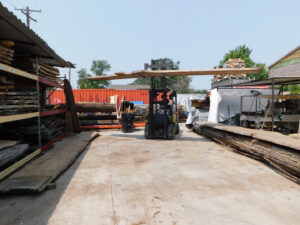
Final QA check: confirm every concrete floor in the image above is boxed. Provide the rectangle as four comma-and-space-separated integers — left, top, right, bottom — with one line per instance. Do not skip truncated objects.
0, 125, 300, 225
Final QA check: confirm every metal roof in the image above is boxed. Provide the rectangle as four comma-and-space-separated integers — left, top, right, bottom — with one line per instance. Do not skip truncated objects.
0, 3, 74, 68
221, 77, 300, 87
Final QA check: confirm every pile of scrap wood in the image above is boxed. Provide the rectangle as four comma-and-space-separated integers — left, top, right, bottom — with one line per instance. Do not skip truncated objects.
191, 95, 210, 109
13, 58, 60, 82
0, 91, 38, 115
0, 142, 29, 170
135, 106, 148, 122
194, 122, 300, 183
178, 105, 187, 122
0, 43, 14, 65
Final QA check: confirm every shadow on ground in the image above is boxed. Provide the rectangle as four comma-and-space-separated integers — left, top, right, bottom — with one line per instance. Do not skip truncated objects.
0, 142, 92, 225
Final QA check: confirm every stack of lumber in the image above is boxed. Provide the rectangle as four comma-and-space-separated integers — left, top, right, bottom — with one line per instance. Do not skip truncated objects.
25, 116, 65, 144
194, 122, 300, 184
76, 102, 116, 113
78, 114, 119, 126
214, 58, 247, 82
178, 105, 187, 122
0, 76, 14, 91
0, 91, 38, 115
12, 58, 60, 82
0, 44, 14, 65
0, 115, 65, 146
0, 144, 29, 169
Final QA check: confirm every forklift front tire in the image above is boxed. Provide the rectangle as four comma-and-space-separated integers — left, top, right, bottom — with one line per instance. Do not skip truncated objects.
167, 124, 175, 140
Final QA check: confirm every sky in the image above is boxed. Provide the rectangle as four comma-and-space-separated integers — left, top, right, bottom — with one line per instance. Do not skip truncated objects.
1, 0, 300, 89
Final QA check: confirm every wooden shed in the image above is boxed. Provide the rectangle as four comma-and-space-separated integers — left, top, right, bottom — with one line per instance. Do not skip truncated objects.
269, 46, 300, 77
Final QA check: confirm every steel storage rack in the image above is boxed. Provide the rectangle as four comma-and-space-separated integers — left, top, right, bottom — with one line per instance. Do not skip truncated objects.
0, 3, 74, 181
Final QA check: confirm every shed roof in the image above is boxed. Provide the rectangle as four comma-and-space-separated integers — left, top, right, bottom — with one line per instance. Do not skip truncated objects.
0, 3, 74, 68
220, 77, 300, 87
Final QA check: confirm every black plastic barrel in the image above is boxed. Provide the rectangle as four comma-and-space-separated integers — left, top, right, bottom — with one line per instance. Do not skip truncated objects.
121, 113, 135, 133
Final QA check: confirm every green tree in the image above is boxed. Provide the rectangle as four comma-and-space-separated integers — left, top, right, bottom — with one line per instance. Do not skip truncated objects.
77, 60, 111, 89
220, 45, 268, 80
132, 58, 191, 93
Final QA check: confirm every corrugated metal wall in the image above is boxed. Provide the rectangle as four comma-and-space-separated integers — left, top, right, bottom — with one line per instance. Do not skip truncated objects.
49, 89, 150, 105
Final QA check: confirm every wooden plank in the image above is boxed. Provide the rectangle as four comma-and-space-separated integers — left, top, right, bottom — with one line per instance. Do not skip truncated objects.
0, 148, 41, 181
0, 132, 98, 193
0, 63, 37, 81
87, 68, 262, 81
0, 112, 39, 124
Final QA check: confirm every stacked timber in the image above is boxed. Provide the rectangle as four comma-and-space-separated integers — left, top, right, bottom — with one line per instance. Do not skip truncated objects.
0, 44, 14, 65
0, 91, 39, 115
76, 102, 116, 113
194, 122, 300, 184
78, 114, 119, 126
0, 115, 65, 146
12, 58, 60, 82
214, 58, 246, 82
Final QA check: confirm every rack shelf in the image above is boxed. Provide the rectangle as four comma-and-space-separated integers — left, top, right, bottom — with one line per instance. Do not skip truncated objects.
0, 62, 63, 89
0, 112, 39, 124
0, 63, 37, 81
41, 133, 67, 151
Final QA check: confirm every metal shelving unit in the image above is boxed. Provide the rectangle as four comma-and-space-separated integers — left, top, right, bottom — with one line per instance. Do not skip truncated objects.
0, 62, 67, 180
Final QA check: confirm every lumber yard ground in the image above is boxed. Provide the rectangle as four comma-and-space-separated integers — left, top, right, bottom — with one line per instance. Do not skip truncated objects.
1, 125, 300, 225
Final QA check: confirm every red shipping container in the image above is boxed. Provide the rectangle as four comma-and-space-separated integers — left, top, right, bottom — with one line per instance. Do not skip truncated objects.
48, 89, 150, 105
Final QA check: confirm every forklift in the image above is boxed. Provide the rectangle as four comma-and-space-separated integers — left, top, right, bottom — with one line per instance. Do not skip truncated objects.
144, 60, 180, 140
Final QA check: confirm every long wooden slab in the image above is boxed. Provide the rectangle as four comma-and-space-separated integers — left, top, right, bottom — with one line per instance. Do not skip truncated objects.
0, 131, 99, 193
196, 122, 300, 151
87, 68, 262, 81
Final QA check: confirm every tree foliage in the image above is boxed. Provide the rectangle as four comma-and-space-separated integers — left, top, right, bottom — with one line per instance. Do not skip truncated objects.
77, 60, 111, 89
220, 45, 268, 80
132, 58, 192, 93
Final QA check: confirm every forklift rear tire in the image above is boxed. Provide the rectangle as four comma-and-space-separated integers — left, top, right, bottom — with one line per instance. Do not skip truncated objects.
167, 124, 175, 140
144, 123, 150, 139
175, 123, 180, 134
